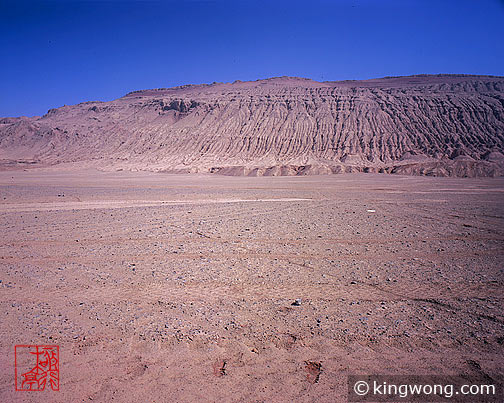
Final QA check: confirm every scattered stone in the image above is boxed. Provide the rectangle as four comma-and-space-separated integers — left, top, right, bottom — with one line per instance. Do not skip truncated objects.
305, 361, 322, 384
212, 359, 227, 377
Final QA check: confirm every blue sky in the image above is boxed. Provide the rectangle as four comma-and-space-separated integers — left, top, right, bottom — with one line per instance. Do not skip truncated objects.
1, 0, 503, 117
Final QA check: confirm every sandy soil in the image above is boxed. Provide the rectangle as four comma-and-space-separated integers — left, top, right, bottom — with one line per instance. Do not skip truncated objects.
0, 170, 503, 402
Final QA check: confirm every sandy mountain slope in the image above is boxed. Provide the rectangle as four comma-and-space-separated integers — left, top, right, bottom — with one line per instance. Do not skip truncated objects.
1, 75, 504, 177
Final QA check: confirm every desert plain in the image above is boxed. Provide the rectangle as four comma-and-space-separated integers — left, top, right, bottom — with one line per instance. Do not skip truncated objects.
0, 169, 503, 402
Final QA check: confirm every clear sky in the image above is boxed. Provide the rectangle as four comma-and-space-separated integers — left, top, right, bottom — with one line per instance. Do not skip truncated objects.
1, 0, 503, 117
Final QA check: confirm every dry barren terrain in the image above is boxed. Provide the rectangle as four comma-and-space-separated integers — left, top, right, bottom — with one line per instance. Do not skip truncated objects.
0, 170, 503, 402
1, 75, 504, 177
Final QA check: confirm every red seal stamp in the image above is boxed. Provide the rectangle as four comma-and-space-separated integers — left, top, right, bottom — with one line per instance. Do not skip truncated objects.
15, 345, 60, 391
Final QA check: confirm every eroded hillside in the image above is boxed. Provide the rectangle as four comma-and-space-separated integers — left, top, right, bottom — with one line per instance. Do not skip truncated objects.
1, 75, 504, 176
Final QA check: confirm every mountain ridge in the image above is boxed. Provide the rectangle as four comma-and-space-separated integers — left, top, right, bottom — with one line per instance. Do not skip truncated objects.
1, 74, 504, 177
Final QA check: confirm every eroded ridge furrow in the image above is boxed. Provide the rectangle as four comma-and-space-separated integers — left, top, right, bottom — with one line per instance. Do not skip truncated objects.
2, 75, 504, 177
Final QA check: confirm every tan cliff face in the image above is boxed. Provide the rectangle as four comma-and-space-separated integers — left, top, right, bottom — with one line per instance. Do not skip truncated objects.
1, 74, 504, 177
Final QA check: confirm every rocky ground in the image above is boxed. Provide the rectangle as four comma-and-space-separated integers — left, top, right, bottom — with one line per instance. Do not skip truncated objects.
0, 170, 503, 402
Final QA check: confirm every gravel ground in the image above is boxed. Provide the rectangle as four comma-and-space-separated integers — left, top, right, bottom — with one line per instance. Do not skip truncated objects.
0, 170, 503, 402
